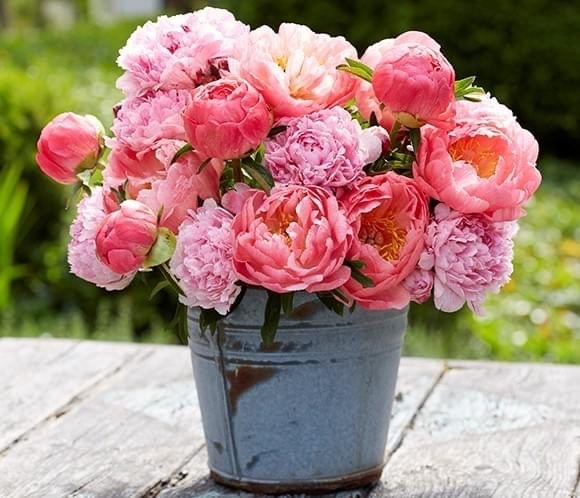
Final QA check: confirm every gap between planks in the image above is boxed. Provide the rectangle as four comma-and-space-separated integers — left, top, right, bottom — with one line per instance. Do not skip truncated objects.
0, 347, 152, 461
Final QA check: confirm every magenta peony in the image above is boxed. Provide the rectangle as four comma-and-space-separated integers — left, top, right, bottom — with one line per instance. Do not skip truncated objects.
232, 185, 352, 293
95, 200, 158, 274
240, 23, 357, 119
68, 188, 135, 290
116, 8, 249, 97
372, 32, 455, 129
265, 107, 384, 188
419, 203, 517, 314
413, 96, 541, 221
169, 200, 241, 314
36, 112, 104, 184
340, 172, 429, 310
183, 79, 272, 160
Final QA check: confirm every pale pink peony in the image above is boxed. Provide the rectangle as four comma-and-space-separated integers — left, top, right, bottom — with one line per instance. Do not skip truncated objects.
68, 188, 135, 290
111, 90, 191, 153
169, 200, 241, 314
95, 200, 158, 274
419, 203, 517, 314
116, 8, 249, 97
232, 185, 352, 293
339, 172, 429, 310
137, 152, 223, 233
402, 269, 433, 304
372, 32, 455, 129
240, 23, 358, 119
265, 107, 384, 188
221, 183, 257, 215
183, 78, 272, 159
413, 96, 541, 221
36, 112, 104, 184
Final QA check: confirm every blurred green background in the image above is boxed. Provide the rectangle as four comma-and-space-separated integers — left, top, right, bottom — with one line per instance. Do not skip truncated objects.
0, 0, 578, 362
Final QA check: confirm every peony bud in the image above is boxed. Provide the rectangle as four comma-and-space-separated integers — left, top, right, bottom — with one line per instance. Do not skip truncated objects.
183, 78, 272, 160
36, 112, 105, 184
95, 200, 158, 274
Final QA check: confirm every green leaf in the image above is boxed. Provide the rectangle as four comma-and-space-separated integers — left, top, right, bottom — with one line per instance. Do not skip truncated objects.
454, 76, 476, 94
344, 261, 375, 288
454, 76, 486, 100
199, 307, 222, 336
171, 143, 194, 163
261, 291, 282, 346
281, 292, 294, 314
241, 158, 275, 193
144, 228, 177, 268
336, 64, 372, 83
89, 167, 103, 187
345, 259, 366, 271
149, 280, 170, 300
316, 292, 345, 316
268, 125, 287, 138
158, 263, 185, 297
409, 128, 421, 154
344, 57, 374, 77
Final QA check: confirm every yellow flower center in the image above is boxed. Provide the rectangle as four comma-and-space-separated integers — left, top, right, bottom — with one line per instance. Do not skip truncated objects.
267, 212, 297, 246
359, 212, 407, 261
449, 136, 500, 178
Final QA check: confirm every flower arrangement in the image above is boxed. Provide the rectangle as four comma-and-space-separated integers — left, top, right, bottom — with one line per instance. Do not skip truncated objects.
36, 8, 541, 344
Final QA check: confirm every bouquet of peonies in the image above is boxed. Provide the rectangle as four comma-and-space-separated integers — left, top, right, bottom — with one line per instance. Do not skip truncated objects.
36, 8, 541, 342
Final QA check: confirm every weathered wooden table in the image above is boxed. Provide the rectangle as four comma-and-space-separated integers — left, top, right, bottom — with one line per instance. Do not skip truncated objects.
0, 338, 578, 498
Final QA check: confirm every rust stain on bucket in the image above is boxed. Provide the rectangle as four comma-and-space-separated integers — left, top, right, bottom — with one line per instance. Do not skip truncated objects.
226, 366, 277, 414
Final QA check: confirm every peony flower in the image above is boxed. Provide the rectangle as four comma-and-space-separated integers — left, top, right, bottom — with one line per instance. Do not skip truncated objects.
183, 78, 272, 159
339, 172, 429, 309
402, 269, 433, 304
169, 200, 241, 314
232, 185, 352, 293
372, 32, 455, 129
104, 143, 166, 192
36, 112, 105, 184
413, 95, 541, 221
265, 107, 384, 188
137, 152, 223, 233
420, 203, 517, 314
221, 183, 257, 215
240, 23, 358, 119
111, 90, 191, 153
117, 8, 249, 97
68, 188, 135, 290
95, 200, 158, 274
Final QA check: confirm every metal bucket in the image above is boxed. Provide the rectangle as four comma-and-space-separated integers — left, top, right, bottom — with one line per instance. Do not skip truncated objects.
188, 289, 407, 494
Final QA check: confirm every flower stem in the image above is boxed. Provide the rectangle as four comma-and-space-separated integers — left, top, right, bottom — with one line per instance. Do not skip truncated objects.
232, 158, 242, 183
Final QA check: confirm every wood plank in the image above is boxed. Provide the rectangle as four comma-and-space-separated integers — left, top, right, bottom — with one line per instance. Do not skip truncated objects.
0, 344, 204, 498
0, 338, 143, 453
372, 362, 580, 498
154, 358, 446, 498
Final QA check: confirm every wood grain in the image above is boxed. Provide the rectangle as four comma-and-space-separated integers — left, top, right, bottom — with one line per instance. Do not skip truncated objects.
0, 344, 204, 498
0, 338, 142, 453
372, 362, 580, 498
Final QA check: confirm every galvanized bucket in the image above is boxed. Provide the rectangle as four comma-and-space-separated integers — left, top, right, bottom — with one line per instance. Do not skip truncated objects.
187, 289, 408, 494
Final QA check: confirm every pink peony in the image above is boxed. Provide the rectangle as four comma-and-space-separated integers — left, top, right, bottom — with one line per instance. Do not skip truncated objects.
169, 200, 241, 314
265, 107, 384, 188
111, 90, 191, 153
36, 113, 104, 184
402, 269, 434, 304
183, 79, 272, 159
232, 185, 352, 293
339, 172, 429, 309
68, 188, 135, 290
413, 96, 541, 221
137, 152, 223, 233
95, 200, 158, 274
240, 23, 358, 119
372, 32, 455, 129
117, 8, 249, 97
221, 183, 257, 215
104, 143, 166, 191
420, 203, 517, 314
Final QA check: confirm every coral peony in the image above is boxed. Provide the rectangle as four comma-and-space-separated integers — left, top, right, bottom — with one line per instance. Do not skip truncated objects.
170, 200, 241, 314
117, 8, 249, 97
419, 203, 517, 314
372, 32, 455, 129
340, 172, 429, 309
183, 78, 272, 159
137, 152, 223, 233
240, 23, 357, 119
95, 200, 158, 274
265, 107, 384, 188
232, 185, 352, 293
36, 112, 104, 184
68, 188, 135, 290
402, 269, 433, 304
413, 96, 541, 221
